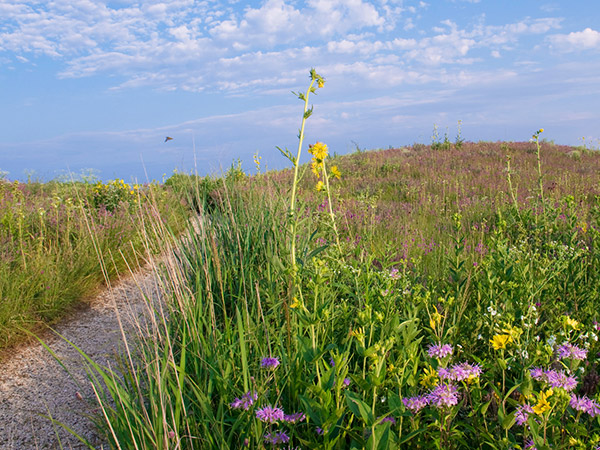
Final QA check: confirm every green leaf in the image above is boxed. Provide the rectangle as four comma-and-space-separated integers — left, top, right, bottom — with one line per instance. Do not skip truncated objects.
345, 391, 374, 425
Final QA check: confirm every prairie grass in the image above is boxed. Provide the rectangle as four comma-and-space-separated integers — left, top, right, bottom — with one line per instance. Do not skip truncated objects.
0, 178, 188, 351
49, 76, 600, 449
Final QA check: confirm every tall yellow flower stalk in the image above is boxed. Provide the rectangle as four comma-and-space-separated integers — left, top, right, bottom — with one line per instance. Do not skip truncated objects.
278, 69, 325, 272
308, 141, 342, 254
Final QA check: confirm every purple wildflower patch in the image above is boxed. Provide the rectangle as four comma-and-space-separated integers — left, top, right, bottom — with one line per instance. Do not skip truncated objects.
256, 405, 285, 423
427, 343, 453, 359
230, 391, 257, 410
402, 395, 429, 413
261, 357, 281, 370
264, 431, 290, 445
427, 383, 459, 408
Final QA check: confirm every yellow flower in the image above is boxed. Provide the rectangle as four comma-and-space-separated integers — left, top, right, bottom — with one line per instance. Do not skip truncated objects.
290, 297, 301, 309
330, 165, 341, 180
532, 389, 553, 415
315, 180, 324, 192
539, 128, 544, 133
311, 160, 322, 176
309, 142, 328, 161
429, 305, 442, 331
490, 334, 512, 350
565, 316, 580, 330
502, 325, 523, 341
420, 365, 439, 388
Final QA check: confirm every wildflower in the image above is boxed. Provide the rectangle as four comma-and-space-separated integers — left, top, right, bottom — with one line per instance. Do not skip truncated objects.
556, 342, 587, 361
342, 377, 351, 387
565, 315, 581, 330
570, 394, 600, 417
420, 365, 439, 388
532, 389, 553, 415
378, 416, 396, 425
261, 357, 280, 370
524, 438, 537, 450
438, 362, 482, 382
515, 404, 534, 425
316, 427, 324, 435
284, 412, 306, 424
311, 160, 321, 176
315, 180, 324, 192
264, 431, 290, 445
330, 165, 341, 179
502, 325, 523, 340
544, 369, 578, 391
429, 306, 443, 331
402, 395, 429, 413
490, 334, 512, 350
427, 383, 459, 408
230, 391, 258, 410
256, 405, 285, 423
308, 142, 328, 161
427, 343, 453, 359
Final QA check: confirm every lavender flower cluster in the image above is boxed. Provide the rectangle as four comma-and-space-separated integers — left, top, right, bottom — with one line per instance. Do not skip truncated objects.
530, 367, 578, 391
427, 343, 453, 359
556, 342, 588, 361
438, 362, 482, 382
403, 383, 461, 412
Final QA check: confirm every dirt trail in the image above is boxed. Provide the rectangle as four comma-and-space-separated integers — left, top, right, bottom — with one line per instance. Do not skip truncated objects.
0, 266, 160, 450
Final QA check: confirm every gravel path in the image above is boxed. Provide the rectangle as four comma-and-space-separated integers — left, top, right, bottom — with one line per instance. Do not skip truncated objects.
0, 265, 161, 450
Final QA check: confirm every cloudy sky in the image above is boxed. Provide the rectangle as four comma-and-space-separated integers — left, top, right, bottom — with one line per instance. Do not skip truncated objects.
1, 0, 599, 181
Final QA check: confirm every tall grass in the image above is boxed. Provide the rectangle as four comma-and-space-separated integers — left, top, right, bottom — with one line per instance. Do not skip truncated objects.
62, 79, 600, 448
0, 178, 188, 351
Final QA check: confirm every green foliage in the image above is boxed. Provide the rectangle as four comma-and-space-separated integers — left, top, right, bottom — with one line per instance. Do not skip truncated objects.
0, 178, 188, 351
55, 93, 600, 449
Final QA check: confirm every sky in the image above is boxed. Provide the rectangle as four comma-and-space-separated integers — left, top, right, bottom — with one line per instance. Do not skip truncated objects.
1, 0, 599, 182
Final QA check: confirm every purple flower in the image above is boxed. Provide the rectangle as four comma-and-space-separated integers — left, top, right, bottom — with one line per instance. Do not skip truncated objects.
256, 405, 285, 423
402, 395, 429, 413
264, 431, 290, 445
427, 343, 453, 359
284, 412, 306, 424
316, 427, 325, 435
530, 367, 544, 380
427, 383, 459, 408
570, 394, 600, 417
556, 343, 588, 361
230, 391, 258, 410
438, 362, 482, 382
524, 439, 537, 450
261, 357, 280, 370
343, 377, 351, 387
378, 416, 396, 425
545, 369, 578, 392
514, 404, 534, 425
531, 368, 578, 392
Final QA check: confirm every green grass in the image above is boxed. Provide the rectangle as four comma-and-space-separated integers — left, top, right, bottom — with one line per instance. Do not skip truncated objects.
26, 74, 600, 449
0, 177, 189, 352
63, 137, 600, 449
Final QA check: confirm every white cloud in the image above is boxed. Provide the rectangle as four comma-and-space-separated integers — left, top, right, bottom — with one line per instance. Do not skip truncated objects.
0, 1, 576, 96
548, 28, 600, 52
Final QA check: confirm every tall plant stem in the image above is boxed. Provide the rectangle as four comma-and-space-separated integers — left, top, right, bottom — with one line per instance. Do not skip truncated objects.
289, 78, 316, 272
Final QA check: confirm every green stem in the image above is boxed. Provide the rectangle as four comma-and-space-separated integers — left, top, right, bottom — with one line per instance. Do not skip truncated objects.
289, 79, 316, 272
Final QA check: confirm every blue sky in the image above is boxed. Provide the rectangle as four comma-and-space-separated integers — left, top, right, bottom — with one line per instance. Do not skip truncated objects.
1, 0, 599, 182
